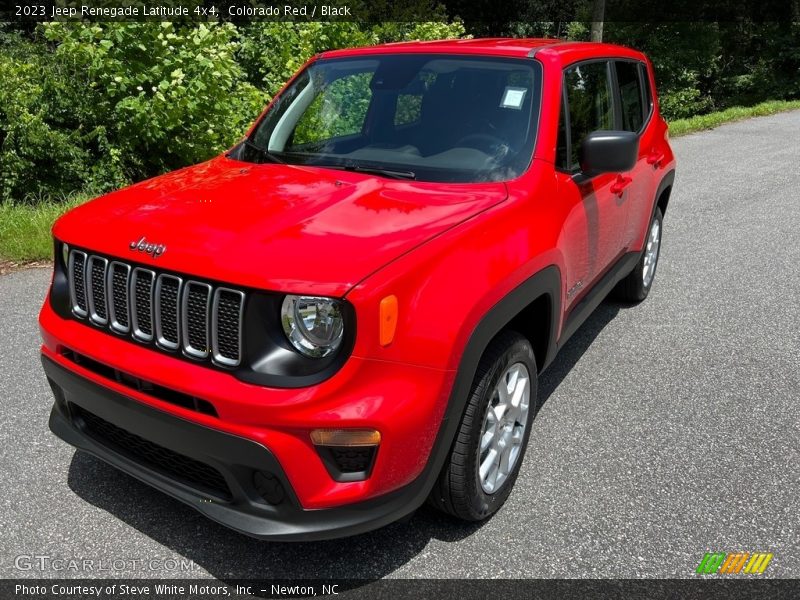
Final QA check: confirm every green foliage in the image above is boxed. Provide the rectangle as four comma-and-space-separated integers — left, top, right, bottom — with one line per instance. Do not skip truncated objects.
41, 21, 266, 183
1, 22, 265, 203
0, 18, 464, 207
0, 31, 95, 202
395, 93, 424, 126
0, 194, 90, 261
292, 71, 373, 146
658, 71, 715, 120
237, 22, 370, 98
604, 22, 800, 122
237, 20, 465, 98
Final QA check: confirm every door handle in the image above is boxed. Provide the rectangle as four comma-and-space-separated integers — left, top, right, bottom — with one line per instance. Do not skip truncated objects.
610, 175, 632, 195
647, 151, 665, 167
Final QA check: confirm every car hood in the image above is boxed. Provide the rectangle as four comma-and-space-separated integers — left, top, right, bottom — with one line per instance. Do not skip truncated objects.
54, 156, 508, 296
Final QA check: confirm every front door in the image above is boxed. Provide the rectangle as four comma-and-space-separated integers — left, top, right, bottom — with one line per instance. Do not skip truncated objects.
556, 60, 629, 310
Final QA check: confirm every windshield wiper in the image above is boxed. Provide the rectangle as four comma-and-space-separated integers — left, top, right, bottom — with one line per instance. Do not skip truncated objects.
349, 165, 416, 180
240, 139, 284, 164
312, 162, 416, 180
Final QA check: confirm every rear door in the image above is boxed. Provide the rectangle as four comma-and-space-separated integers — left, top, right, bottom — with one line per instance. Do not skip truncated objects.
613, 60, 656, 249
555, 60, 628, 309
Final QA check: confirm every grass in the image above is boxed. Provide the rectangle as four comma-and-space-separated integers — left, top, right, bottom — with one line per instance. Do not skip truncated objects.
668, 99, 800, 137
0, 194, 89, 263
2, 100, 800, 265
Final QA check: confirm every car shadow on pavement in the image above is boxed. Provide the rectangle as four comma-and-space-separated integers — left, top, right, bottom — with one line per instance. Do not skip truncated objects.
67, 451, 483, 581
65, 299, 627, 583
537, 300, 624, 407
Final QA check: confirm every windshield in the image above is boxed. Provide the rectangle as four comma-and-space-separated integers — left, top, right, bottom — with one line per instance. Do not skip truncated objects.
240, 54, 542, 183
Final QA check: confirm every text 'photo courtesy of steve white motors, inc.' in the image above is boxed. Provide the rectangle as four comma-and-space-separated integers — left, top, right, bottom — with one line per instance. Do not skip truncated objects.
13, 582, 339, 598
16, 3, 354, 19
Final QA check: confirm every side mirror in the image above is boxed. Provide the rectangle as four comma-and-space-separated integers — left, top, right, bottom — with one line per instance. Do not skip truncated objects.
579, 130, 639, 175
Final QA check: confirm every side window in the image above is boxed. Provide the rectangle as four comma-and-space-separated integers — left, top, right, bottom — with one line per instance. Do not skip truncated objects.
615, 61, 645, 132
639, 63, 653, 115
555, 90, 569, 170
563, 62, 614, 170
395, 94, 422, 126
290, 72, 372, 147
393, 71, 436, 127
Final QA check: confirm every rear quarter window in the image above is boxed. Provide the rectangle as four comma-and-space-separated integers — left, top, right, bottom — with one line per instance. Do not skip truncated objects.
639, 63, 654, 115
615, 61, 645, 132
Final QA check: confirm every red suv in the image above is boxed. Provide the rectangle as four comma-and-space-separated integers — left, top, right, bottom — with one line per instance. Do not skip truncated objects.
40, 39, 675, 540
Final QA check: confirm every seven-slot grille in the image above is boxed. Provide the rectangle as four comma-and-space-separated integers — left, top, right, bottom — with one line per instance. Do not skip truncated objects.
67, 249, 245, 368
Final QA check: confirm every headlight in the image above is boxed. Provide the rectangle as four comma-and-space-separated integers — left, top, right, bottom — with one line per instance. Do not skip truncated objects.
281, 295, 344, 358
61, 242, 69, 268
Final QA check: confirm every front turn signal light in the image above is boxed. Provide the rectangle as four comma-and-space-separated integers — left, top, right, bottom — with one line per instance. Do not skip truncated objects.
310, 429, 381, 447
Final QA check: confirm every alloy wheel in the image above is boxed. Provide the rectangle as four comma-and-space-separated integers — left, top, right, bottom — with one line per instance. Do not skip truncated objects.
478, 362, 531, 494
642, 217, 661, 287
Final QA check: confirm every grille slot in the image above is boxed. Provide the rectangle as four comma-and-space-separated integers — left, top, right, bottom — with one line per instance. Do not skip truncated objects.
86, 256, 109, 325
155, 275, 182, 350
182, 282, 212, 359
66, 250, 245, 369
69, 251, 88, 317
108, 262, 131, 333
131, 268, 155, 342
72, 404, 231, 500
212, 288, 245, 367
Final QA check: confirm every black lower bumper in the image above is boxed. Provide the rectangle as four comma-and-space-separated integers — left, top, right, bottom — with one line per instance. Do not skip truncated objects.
42, 355, 424, 541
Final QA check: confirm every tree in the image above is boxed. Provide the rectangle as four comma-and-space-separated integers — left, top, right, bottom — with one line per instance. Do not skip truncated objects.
590, 0, 605, 42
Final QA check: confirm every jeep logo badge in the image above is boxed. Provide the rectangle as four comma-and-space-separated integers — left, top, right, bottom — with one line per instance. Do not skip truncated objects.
129, 236, 166, 258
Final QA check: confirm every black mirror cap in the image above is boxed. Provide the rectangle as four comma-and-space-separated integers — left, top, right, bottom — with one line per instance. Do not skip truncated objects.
579, 130, 639, 176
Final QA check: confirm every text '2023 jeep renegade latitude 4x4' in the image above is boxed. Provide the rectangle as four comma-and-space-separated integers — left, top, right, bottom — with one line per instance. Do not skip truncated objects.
40, 39, 675, 540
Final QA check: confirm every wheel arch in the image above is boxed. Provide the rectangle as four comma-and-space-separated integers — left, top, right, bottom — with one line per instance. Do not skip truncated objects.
657, 183, 673, 216
465, 265, 562, 376
654, 169, 676, 218
417, 264, 562, 505
506, 292, 554, 374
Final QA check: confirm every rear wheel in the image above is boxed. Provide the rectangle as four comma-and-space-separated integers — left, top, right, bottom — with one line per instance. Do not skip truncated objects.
614, 207, 663, 302
429, 331, 537, 521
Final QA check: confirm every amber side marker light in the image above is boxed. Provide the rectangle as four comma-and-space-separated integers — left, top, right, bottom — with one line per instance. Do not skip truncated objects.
311, 429, 381, 481
310, 429, 381, 447
379, 295, 398, 346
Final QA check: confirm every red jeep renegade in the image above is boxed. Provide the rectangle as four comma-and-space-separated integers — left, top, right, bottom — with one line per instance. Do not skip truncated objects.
40, 39, 675, 540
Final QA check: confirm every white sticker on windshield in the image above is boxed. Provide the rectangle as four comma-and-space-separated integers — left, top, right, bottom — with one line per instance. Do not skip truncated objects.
500, 87, 527, 109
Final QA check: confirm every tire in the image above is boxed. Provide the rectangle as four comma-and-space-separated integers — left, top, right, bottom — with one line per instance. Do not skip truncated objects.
429, 330, 538, 521
614, 206, 663, 302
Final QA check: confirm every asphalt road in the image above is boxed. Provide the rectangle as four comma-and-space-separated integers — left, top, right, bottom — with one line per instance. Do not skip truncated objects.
1, 111, 799, 581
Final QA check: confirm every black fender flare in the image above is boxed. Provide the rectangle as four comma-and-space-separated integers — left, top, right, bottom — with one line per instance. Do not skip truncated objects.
653, 169, 676, 220
410, 264, 562, 504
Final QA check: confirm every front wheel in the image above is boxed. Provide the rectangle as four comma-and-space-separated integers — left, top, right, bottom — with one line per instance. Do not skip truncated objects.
614, 206, 663, 302
429, 331, 537, 521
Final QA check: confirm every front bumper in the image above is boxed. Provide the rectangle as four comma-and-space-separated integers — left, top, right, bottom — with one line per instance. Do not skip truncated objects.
39, 293, 455, 511
43, 355, 433, 541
